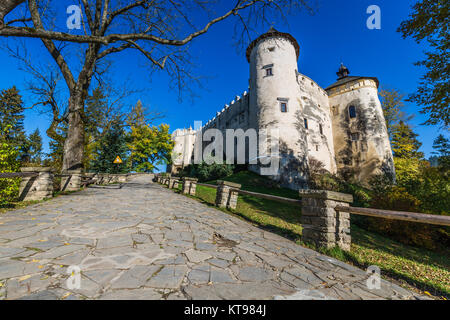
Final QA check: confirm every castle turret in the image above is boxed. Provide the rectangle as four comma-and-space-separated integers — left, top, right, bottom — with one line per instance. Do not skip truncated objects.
247, 27, 309, 188
326, 64, 395, 183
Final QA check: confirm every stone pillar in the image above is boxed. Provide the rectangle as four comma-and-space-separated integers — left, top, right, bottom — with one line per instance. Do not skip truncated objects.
168, 178, 179, 189
182, 177, 198, 195
299, 190, 353, 251
215, 181, 241, 210
60, 169, 82, 192
19, 167, 54, 201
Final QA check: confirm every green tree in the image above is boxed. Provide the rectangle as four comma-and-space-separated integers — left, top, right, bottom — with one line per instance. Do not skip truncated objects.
90, 121, 128, 174
391, 121, 424, 159
398, 0, 450, 127
379, 88, 412, 139
127, 123, 173, 173
432, 134, 450, 169
28, 128, 43, 165
0, 86, 27, 155
43, 123, 67, 173
0, 125, 20, 206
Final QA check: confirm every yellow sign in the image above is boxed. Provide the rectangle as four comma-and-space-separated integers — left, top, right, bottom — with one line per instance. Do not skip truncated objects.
113, 156, 123, 164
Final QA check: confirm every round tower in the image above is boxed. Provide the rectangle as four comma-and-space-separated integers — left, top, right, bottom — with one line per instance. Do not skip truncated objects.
326, 64, 395, 183
247, 27, 309, 189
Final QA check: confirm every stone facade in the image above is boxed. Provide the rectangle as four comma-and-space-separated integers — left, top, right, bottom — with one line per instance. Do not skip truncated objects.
215, 181, 241, 210
299, 190, 353, 251
18, 167, 54, 201
170, 27, 395, 190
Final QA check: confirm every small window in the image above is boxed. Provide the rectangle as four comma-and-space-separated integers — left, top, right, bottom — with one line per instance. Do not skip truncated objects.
349, 105, 357, 118
304, 118, 308, 129
319, 124, 323, 135
266, 68, 273, 76
315, 145, 319, 152
268, 47, 275, 52
280, 102, 287, 113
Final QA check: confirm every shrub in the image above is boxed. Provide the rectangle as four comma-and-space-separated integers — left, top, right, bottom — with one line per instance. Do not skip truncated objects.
179, 162, 235, 182
0, 126, 20, 206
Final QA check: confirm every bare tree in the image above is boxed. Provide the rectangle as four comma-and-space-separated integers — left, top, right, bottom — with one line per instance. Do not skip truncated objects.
0, 0, 312, 173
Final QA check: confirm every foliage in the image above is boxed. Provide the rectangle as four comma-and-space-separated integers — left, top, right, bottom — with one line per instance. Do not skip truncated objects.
0, 126, 20, 206
398, 0, 450, 127
432, 134, 450, 169
90, 121, 128, 174
379, 87, 411, 138
179, 162, 235, 182
127, 122, 174, 173
27, 128, 43, 164
0, 86, 27, 161
391, 121, 424, 159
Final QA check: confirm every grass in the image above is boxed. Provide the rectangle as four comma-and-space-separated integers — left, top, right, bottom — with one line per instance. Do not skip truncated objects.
176, 171, 450, 299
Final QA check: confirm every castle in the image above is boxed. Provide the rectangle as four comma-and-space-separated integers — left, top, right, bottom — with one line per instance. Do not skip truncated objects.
170, 27, 395, 189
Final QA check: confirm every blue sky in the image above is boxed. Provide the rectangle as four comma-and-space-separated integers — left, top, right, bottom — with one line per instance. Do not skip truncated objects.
0, 0, 447, 169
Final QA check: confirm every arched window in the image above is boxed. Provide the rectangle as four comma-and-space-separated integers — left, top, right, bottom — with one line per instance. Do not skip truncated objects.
349, 106, 357, 118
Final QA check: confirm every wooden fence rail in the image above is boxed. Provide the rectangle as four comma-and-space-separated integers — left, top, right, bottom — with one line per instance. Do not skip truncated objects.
237, 189, 302, 207
335, 205, 450, 227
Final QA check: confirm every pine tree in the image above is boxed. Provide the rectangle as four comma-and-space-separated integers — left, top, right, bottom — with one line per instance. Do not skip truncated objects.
391, 121, 424, 159
432, 134, 450, 169
90, 120, 128, 173
0, 86, 27, 155
28, 128, 43, 165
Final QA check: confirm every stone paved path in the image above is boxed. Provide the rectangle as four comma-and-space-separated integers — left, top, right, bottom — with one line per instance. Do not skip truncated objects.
0, 175, 426, 300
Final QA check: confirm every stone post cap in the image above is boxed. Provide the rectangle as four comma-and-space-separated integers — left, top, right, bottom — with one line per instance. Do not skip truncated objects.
20, 167, 53, 173
64, 169, 83, 174
217, 180, 242, 189
182, 177, 198, 182
299, 189, 353, 203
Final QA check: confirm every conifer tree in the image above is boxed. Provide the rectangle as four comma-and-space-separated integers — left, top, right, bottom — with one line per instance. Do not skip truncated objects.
90, 120, 128, 174
391, 121, 424, 159
28, 128, 43, 165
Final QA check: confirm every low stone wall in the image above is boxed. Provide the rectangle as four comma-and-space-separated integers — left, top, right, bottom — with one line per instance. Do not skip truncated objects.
19, 167, 54, 201
299, 190, 353, 251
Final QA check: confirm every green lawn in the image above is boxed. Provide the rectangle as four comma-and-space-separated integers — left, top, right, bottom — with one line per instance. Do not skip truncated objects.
176, 171, 450, 299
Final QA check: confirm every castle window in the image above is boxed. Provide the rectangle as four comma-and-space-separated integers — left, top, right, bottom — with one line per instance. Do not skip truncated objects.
351, 133, 359, 141
319, 124, 323, 135
280, 102, 287, 113
263, 64, 274, 77
316, 145, 319, 152
268, 47, 275, 52
304, 118, 308, 129
349, 105, 357, 118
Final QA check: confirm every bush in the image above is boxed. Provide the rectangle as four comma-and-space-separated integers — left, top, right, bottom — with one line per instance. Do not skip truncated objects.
179, 162, 235, 182
0, 127, 20, 206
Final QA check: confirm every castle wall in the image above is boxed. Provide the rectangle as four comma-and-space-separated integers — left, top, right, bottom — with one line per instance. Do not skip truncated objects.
297, 74, 337, 174
328, 79, 395, 183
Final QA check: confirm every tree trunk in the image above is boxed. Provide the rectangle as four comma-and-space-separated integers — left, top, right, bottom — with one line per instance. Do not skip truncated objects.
62, 93, 85, 172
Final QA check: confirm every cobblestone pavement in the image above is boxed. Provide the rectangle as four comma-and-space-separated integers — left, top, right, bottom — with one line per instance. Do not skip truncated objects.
0, 175, 427, 300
